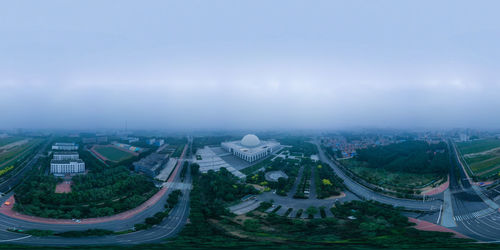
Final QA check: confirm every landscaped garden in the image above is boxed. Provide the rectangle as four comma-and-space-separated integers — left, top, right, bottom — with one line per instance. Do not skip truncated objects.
169, 165, 479, 249
338, 140, 449, 195
13, 148, 157, 219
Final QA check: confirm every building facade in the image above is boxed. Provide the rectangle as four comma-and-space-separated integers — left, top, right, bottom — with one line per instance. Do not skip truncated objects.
221, 134, 280, 163
50, 159, 85, 175
133, 153, 166, 177
52, 142, 79, 151
53, 151, 79, 161
50, 149, 85, 175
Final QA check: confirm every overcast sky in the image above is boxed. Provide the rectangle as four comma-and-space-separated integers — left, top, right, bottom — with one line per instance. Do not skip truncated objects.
1, 0, 500, 130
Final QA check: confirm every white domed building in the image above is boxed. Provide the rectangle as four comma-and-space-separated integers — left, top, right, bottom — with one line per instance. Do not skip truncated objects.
221, 134, 281, 162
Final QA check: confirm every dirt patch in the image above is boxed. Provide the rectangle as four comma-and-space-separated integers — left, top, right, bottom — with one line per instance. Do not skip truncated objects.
55, 181, 72, 193
323, 192, 347, 200
248, 184, 265, 191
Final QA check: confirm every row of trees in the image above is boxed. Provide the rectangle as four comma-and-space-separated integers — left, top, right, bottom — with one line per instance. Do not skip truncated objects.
238, 200, 472, 247
179, 166, 258, 237
134, 189, 183, 230
15, 150, 157, 219
278, 137, 318, 157
356, 141, 450, 174
315, 163, 345, 198
293, 165, 311, 199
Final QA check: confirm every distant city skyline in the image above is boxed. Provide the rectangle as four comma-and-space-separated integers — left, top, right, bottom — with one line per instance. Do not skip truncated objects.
1, 0, 500, 130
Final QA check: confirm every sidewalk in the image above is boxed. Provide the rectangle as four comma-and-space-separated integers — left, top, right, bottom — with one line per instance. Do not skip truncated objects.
422, 176, 449, 196
409, 217, 468, 238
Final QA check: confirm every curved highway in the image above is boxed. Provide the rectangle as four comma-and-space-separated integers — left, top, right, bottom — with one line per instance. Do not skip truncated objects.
316, 142, 443, 211
448, 141, 500, 242
0, 144, 192, 246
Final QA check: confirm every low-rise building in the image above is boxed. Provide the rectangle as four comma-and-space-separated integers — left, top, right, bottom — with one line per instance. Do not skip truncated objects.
133, 153, 167, 177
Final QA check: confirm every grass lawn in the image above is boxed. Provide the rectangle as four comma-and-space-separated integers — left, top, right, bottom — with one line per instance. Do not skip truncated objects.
341, 159, 441, 190
457, 138, 500, 155
458, 139, 500, 179
0, 137, 24, 147
241, 158, 272, 175
0, 139, 41, 168
94, 146, 134, 162
464, 151, 500, 177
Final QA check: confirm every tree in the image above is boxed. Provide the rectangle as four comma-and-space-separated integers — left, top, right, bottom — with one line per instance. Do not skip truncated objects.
306, 206, 318, 218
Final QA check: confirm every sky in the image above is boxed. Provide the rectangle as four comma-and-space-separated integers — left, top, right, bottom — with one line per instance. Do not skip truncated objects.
1, 0, 500, 130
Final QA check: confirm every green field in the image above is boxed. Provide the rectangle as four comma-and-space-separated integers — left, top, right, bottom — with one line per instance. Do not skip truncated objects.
0, 139, 40, 167
457, 138, 500, 155
0, 139, 43, 179
458, 139, 500, 179
463, 150, 500, 178
94, 146, 134, 162
0, 136, 25, 147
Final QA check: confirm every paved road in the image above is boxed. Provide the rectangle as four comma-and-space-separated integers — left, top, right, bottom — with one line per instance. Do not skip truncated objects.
0, 139, 50, 194
447, 140, 500, 242
0, 144, 192, 246
315, 142, 442, 211
287, 166, 304, 197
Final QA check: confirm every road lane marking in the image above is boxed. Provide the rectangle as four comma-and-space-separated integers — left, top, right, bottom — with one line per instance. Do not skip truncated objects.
0, 235, 31, 242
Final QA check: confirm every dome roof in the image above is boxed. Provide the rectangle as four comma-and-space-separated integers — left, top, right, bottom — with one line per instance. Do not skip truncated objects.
241, 134, 261, 147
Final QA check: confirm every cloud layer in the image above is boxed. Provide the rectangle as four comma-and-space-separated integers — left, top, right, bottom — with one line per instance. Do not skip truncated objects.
1, 0, 500, 130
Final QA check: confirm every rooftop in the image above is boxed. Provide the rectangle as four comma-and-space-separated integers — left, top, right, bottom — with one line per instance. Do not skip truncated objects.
133, 153, 166, 171
222, 138, 280, 154
51, 159, 84, 164
53, 151, 79, 155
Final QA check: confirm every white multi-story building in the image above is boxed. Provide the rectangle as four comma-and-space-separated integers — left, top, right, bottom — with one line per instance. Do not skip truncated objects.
50, 159, 85, 175
50, 150, 85, 175
53, 151, 79, 161
52, 142, 79, 151
221, 134, 281, 163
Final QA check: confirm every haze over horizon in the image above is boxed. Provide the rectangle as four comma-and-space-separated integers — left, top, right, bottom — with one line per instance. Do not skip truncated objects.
2, 0, 500, 130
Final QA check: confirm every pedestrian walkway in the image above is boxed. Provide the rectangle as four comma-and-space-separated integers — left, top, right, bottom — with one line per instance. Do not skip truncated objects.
441, 189, 456, 227
162, 182, 192, 190
453, 207, 496, 222
229, 200, 262, 215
